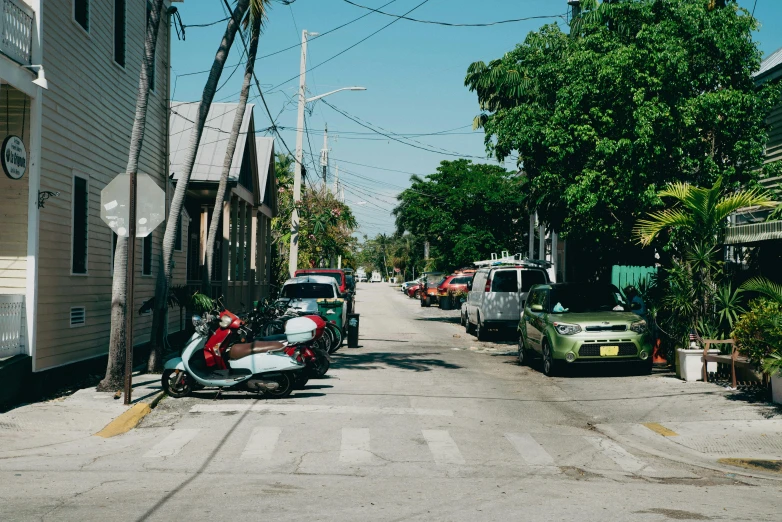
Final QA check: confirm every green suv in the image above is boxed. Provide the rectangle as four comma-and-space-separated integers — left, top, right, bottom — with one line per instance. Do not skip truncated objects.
518, 283, 652, 376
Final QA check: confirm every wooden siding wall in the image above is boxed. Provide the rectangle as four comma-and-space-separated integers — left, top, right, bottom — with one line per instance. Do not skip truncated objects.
0, 84, 30, 295
765, 100, 782, 167
35, 1, 174, 370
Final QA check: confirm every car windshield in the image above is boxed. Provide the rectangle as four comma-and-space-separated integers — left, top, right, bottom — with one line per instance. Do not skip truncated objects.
425, 274, 444, 284
548, 284, 625, 313
301, 272, 343, 286
450, 276, 473, 285
281, 283, 334, 299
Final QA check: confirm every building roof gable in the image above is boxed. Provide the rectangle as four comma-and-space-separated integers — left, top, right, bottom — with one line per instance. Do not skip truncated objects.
169, 102, 255, 183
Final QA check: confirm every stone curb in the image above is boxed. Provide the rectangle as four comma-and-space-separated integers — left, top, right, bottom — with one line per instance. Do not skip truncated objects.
94, 390, 165, 438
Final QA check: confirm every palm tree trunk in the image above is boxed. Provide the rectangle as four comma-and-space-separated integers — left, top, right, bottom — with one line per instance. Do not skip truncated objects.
98, 0, 165, 391
148, 0, 250, 372
205, 14, 262, 292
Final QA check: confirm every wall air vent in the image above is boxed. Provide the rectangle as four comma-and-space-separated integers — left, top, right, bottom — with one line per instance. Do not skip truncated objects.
70, 306, 86, 327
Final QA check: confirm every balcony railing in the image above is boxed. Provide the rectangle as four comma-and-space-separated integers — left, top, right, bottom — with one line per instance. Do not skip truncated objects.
1, 0, 34, 65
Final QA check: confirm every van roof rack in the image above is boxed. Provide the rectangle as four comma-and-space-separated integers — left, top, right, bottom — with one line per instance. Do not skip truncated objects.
473, 252, 551, 268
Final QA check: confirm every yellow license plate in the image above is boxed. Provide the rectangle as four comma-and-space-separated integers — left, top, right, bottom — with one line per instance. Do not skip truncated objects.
600, 345, 619, 356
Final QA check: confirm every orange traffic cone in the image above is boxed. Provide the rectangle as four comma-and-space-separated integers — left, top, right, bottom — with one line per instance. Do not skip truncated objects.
652, 338, 666, 364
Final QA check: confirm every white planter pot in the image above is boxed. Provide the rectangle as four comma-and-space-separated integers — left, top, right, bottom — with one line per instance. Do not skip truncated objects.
771, 373, 782, 405
677, 348, 719, 382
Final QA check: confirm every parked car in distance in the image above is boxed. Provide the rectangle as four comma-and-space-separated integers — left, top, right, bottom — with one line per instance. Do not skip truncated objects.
465, 264, 549, 340
406, 280, 423, 298
294, 269, 352, 313
420, 272, 446, 307
437, 273, 474, 299
518, 282, 652, 377
401, 280, 417, 293
279, 275, 348, 329
371, 272, 382, 283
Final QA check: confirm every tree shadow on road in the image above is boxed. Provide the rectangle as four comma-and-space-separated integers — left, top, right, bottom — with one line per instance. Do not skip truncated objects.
331, 351, 462, 372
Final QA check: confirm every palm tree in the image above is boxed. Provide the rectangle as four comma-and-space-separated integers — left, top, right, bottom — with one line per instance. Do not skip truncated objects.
204, 2, 271, 293
634, 177, 774, 247
147, 0, 251, 372
634, 177, 774, 342
98, 0, 166, 392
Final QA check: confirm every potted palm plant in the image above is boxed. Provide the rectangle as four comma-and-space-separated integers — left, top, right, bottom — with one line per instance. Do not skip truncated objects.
634, 177, 772, 381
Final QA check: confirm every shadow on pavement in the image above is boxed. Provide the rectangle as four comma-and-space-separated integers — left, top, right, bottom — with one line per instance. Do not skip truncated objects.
360, 338, 410, 343
331, 352, 462, 372
415, 316, 461, 324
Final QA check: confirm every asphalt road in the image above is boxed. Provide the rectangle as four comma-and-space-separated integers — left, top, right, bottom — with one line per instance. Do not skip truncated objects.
2, 283, 780, 521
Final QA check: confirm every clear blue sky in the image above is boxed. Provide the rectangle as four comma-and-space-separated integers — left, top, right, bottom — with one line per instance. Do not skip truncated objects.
170, 0, 782, 238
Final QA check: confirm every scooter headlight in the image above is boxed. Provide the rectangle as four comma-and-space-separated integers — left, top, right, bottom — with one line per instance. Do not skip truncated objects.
219, 315, 232, 329
191, 314, 202, 327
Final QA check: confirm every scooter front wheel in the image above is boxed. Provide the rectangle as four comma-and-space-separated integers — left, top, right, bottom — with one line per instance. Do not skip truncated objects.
162, 369, 192, 398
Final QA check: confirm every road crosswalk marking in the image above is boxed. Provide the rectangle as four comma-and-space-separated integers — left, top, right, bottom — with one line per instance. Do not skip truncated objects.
144, 429, 200, 458
340, 428, 372, 464
505, 433, 559, 471
190, 403, 453, 417
585, 436, 655, 474
422, 429, 465, 465
241, 427, 282, 460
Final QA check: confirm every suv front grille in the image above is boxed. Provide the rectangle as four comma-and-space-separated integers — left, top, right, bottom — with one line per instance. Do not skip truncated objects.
578, 343, 637, 357
585, 325, 627, 332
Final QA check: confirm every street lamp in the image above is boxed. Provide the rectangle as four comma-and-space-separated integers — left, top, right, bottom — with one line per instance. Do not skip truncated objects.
288, 30, 366, 277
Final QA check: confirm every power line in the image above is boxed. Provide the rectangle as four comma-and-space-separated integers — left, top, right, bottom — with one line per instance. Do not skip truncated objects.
321, 99, 487, 159
175, 0, 400, 79
342, 1, 566, 27
260, 0, 431, 95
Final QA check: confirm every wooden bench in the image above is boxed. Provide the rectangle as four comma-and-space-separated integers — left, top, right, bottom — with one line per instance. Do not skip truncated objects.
701, 339, 755, 388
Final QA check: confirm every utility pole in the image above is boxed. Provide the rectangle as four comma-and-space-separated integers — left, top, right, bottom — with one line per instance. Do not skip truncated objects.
320, 124, 328, 187
289, 30, 313, 278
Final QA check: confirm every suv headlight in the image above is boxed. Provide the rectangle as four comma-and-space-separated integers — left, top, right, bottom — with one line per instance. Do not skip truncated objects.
630, 320, 648, 334
554, 322, 582, 335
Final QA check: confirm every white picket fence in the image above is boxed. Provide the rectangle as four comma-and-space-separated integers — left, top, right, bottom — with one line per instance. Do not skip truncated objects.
0, 294, 25, 358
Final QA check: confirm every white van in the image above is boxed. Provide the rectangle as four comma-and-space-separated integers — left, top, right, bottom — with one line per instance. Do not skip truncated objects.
465, 265, 549, 340
370, 272, 382, 283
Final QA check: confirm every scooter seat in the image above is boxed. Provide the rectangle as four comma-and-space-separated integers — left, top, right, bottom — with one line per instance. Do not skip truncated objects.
229, 340, 286, 360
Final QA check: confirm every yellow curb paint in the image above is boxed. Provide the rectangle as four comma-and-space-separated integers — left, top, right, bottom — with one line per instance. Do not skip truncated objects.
643, 422, 678, 437
95, 403, 152, 438
718, 458, 782, 474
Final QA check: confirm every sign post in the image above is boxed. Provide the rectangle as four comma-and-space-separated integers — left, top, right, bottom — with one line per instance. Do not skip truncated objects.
101, 173, 165, 404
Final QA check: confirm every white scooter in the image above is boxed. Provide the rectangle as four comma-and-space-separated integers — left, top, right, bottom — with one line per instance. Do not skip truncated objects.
161, 312, 316, 399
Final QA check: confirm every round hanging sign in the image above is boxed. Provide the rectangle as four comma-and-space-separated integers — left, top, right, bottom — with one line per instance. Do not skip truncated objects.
2, 135, 27, 180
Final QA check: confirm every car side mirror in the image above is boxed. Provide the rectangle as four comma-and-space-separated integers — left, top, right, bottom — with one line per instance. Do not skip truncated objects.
467, 281, 472, 290
530, 304, 543, 312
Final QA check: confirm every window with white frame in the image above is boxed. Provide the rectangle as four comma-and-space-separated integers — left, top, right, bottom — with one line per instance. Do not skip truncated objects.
74, 0, 89, 32
71, 174, 89, 275
114, 0, 127, 67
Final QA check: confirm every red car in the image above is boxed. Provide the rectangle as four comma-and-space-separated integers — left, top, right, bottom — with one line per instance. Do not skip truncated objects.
294, 269, 347, 296
437, 273, 474, 299
406, 281, 423, 298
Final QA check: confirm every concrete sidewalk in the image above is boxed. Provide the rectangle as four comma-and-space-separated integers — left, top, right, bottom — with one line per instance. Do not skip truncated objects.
0, 372, 163, 455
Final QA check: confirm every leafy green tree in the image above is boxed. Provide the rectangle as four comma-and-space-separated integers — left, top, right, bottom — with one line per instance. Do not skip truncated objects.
393, 159, 526, 270
465, 0, 778, 279
270, 154, 357, 289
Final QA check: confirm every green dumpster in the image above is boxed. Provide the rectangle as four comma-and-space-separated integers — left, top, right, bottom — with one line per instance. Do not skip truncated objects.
317, 298, 345, 331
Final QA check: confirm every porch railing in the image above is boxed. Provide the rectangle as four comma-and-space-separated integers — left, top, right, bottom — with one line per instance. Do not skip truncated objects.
0, 0, 34, 65
0, 294, 25, 358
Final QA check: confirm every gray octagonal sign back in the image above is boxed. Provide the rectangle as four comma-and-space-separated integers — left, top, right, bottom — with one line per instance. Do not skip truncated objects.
100, 173, 165, 238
